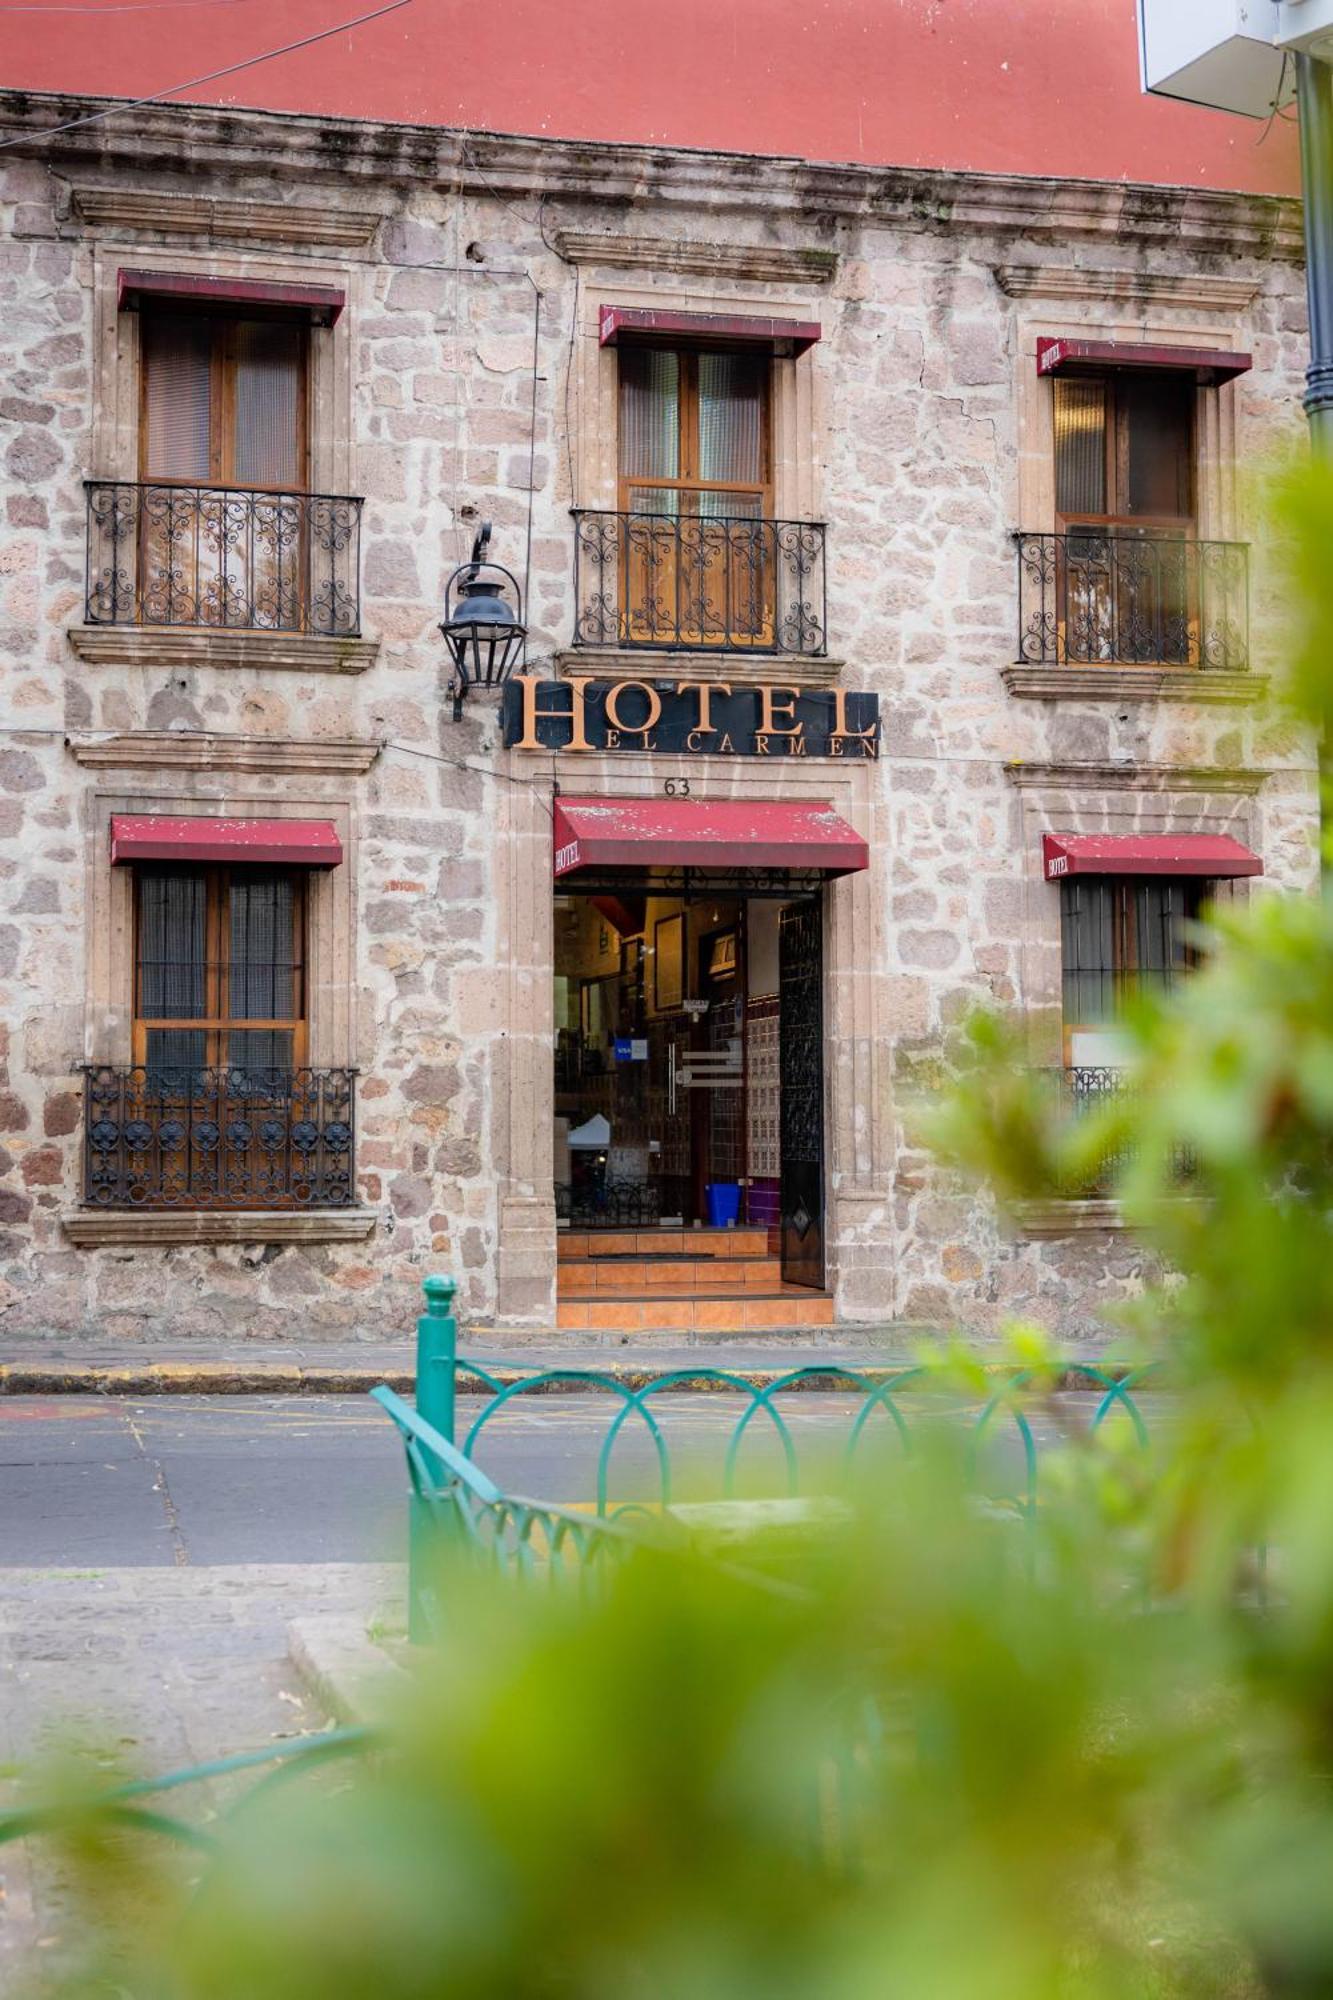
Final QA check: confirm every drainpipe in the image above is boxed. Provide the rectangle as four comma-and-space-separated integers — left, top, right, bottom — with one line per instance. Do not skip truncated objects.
1297, 53, 1333, 457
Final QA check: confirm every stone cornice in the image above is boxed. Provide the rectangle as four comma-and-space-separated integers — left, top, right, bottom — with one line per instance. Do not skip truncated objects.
62, 1208, 378, 1246
994, 264, 1262, 310
69, 184, 384, 248
67, 627, 380, 675
1002, 664, 1268, 704
66, 731, 383, 775
0, 91, 1301, 258
553, 230, 837, 284
1004, 760, 1268, 795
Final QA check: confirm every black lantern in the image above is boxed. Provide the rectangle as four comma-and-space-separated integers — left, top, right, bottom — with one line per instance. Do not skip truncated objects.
439, 522, 526, 721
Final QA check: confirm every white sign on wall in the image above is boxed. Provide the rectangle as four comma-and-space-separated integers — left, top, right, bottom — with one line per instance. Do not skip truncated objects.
1138, 0, 1333, 117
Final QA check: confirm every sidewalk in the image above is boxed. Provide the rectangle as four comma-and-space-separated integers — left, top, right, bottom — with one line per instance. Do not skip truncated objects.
0, 1329, 1124, 1395
0, 1562, 397, 1976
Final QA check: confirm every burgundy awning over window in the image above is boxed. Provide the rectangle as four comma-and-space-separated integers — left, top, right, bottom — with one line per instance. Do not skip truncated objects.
110, 816, 343, 868
1043, 833, 1262, 882
117, 268, 346, 325
598, 306, 821, 356
1036, 337, 1251, 386
553, 797, 866, 878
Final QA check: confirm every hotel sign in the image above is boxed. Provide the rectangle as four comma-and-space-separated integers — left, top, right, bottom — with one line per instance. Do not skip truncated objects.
502, 676, 880, 759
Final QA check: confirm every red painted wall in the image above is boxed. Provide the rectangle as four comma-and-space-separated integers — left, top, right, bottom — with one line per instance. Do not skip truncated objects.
1, 0, 1299, 196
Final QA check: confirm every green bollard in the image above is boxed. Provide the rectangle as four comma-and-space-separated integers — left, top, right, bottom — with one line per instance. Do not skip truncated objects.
409, 1272, 459, 1644
416, 1272, 458, 1450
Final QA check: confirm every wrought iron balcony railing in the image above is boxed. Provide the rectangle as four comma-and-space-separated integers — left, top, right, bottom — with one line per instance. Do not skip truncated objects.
81, 1066, 357, 1210
1014, 530, 1248, 671
1058, 1064, 1196, 1195
84, 481, 364, 637
572, 509, 827, 656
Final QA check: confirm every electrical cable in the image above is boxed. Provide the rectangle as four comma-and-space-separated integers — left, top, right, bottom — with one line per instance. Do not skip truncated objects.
0, 719, 1203, 779
0, 0, 256, 13
0, 0, 416, 151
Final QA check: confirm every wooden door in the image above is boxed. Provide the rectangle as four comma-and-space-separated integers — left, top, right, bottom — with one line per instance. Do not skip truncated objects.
1052, 371, 1195, 664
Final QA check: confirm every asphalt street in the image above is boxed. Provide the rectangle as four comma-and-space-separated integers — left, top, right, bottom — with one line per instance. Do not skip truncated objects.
0, 1390, 1160, 1567
0, 1393, 874, 1566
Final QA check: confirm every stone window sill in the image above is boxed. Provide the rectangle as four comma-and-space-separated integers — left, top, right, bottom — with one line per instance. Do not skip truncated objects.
67, 627, 380, 675
1012, 1198, 1128, 1237
1001, 665, 1266, 705
62, 1208, 378, 1247
554, 647, 842, 687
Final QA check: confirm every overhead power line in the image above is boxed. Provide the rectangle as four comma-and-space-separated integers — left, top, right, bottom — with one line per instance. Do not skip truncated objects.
0, 0, 256, 14
0, 0, 416, 149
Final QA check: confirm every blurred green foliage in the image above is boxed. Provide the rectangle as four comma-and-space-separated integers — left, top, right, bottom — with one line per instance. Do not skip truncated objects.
22, 468, 1333, 1997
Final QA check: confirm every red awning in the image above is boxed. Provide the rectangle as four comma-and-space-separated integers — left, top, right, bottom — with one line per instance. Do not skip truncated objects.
117, 268, 346, 325
1036, 337, 1251, 386
1043, 833, 1262, 882
110, 816, 343, 867
598, 306, 821, 356
553, 797, 866, 878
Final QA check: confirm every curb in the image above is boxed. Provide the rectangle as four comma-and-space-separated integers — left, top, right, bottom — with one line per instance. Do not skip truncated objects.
287, 1613, 407, 1725
0, 1359, 1143, 1398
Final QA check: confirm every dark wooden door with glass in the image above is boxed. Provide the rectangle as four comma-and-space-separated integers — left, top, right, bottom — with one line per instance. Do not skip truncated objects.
1053, 369, 1195, 664
138, 308, 309, 629
617, 343, 773, 646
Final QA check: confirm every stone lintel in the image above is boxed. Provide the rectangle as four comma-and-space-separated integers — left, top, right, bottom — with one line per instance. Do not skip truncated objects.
993, 264, 1261, 311
69, 185, 385, 248
62, 1208, 378, 1247
553, 230, 837, 285
552, 649, 843, 687
67, 627, 381, 675
66, 731, 383, 775
1003, 761, 1268, 795
1001, 665, 1267, 706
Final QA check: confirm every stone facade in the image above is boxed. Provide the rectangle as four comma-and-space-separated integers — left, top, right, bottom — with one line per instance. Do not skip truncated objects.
0, 92, 1319, 1345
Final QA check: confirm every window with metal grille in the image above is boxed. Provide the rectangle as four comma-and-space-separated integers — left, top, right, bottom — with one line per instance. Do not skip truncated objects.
133, 865, 308, 1081
1060, 875, 1204, 1063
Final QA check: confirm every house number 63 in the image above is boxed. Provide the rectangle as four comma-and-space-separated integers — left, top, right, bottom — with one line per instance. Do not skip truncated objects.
664, 778, 691, 797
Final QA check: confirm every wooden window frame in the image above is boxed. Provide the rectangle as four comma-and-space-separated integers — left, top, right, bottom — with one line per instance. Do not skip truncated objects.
1054, 369, 1196, 537
130, 864, 309, 1073
616, 340, 773, 520
137, 302, 311, 496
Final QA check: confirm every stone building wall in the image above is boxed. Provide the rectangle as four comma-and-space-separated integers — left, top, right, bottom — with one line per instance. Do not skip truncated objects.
0, 93, 1319, 1345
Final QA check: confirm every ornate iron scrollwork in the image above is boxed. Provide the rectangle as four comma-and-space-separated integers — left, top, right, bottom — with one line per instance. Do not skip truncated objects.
83, 482, 364, 637
572, 508, 828, 656
1012, 530, 1249, 672
80, 1066, 358, 1210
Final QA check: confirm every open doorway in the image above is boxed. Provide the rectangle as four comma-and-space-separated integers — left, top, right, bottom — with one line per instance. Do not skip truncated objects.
553, 872, 825, 1292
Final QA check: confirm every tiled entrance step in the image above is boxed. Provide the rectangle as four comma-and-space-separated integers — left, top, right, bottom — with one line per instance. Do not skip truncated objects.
556, 1226, 832, 1331
558, 1227, 770, 1261
556, 1291, 835, 1333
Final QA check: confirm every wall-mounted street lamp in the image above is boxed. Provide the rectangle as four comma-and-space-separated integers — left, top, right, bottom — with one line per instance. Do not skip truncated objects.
439, 522, 526, 722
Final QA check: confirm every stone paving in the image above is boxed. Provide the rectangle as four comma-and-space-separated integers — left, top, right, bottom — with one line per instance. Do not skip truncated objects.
0, 1563, 396, 1976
